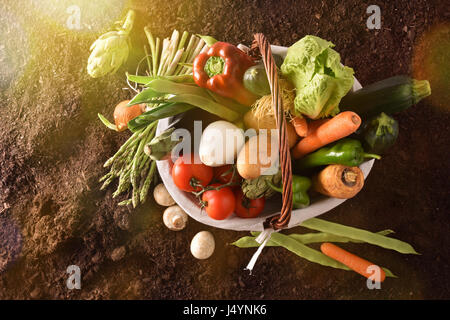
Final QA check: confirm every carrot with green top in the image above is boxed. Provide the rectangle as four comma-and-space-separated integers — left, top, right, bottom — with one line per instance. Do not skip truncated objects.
321, 242, 386, 282
292, 111, 361, 158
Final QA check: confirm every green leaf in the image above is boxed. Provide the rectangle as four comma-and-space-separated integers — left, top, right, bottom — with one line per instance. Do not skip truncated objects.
196, 34, 218, 47
98, 113, 118, 131
206, 90, 250, 114
127, 73, 154, 85
128, 88, 165, 106
127, 73, 194, 85
145, 79, 209, 97
159, 74, 195, 83
165, 94, 240, 122
127, 103, 194, 133
301, 218, 419, 255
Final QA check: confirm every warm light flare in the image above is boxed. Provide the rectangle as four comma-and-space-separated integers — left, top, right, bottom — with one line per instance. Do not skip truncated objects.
412, 22, 450, 112
0, 10, 29, 90
30, 0, 127, 32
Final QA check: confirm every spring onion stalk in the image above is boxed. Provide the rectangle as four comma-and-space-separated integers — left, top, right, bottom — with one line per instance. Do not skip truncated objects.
143, 45, 152, 76
165, 49, 184, 76
144, 27, 157, 76
180, 36, 199, 74
175, 35, 197, 75
158, 38, 170, 76
166, 30, 180, 71
154, 38, 161, 76
178, 31, 189, 51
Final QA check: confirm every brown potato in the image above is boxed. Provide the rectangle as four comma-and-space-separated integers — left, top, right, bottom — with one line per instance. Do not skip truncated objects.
237, 134, 279, 180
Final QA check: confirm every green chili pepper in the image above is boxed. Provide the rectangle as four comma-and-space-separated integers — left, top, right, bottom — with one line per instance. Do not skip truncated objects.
295, 138, 381, 170
268, 175, 311, 209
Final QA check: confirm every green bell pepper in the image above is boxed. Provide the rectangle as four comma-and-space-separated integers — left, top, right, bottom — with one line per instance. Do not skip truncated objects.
295, 138, 380, 170
268, 175, 311, 209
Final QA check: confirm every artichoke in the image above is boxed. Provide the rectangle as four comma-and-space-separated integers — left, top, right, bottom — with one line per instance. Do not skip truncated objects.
144, 127, 182, 161
241, 170, 282, 199
87, 10, 135, 78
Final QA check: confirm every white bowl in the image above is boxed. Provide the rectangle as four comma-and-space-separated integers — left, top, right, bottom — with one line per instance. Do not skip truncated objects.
156, 45, 373, 231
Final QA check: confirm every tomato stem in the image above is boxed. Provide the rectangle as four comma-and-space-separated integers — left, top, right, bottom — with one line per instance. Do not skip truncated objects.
191, 165, 239, 199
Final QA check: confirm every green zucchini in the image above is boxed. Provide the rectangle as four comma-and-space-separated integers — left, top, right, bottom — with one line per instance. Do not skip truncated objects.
340, 75, 431, 119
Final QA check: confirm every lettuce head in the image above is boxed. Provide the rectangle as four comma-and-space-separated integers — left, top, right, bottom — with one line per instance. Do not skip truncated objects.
281, 35, 354, 119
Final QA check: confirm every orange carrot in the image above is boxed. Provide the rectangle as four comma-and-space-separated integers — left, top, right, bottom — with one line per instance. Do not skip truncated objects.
291, 117, 308, 137
321, 242, 386, 282
292, 111, 361, 158
306, 118, 329, 135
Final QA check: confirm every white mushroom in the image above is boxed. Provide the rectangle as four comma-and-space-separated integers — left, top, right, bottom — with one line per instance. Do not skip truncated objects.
153, 183, 175, 207
190, 231, 215, 260
163, 205, 188, 231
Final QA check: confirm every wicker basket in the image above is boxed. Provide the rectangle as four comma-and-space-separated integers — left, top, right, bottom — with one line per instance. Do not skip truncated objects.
155, 35, 374, 232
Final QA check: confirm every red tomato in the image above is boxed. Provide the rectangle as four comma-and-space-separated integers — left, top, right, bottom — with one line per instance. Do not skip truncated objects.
172, 154, 213, 192
202, 184, 236, 220
234, 189, 265, 218
213, 165, 242, 184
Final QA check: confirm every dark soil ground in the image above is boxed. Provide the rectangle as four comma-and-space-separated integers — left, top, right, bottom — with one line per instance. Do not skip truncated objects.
0, 0, 449, 299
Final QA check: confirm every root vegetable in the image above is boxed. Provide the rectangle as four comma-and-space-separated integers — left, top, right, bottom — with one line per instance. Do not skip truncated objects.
114, 100, 144, 132
236, 134, 279, 180
285, 122, 299, 148
291, 116, 308, 137
190, 231, 215, 259
321, 242, 386, 282
243, 108, 276, 131
313, 165, 364, 199
292, 111, 362, 158
163, 205, 188, 231
153, 183, 175, 206
199, 121, 245, 167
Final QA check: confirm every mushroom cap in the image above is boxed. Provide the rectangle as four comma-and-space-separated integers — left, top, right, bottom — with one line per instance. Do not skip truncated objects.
190, 231, 215, 259
154, 183, 176, 206
163, 205, 188, 231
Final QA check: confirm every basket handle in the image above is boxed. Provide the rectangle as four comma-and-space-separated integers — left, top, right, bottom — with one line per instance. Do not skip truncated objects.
253, 33, 293, 230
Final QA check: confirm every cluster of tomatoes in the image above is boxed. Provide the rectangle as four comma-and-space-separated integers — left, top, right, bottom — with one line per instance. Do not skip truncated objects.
171, 154, 265, 220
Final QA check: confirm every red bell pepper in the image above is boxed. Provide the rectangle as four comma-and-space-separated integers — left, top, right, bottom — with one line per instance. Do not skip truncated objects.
193, 42, 258, 106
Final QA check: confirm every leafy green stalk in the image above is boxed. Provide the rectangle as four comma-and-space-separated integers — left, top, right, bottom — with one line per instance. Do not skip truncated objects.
98, 113, 118, 131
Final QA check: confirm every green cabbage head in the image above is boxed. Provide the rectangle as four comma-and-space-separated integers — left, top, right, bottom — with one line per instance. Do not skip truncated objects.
281, 35, 354, 119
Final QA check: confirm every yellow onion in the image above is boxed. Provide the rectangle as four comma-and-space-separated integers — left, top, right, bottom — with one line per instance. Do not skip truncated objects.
113, 100, 144, 132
